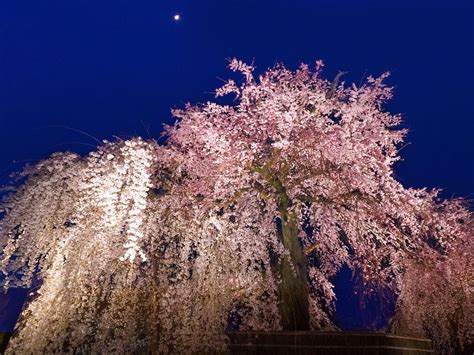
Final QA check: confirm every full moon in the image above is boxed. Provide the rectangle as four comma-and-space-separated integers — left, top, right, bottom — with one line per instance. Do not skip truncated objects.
174, 14, 180, 21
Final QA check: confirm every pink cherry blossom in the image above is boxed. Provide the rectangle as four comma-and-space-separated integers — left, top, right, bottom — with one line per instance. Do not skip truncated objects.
1, 59, 471, 353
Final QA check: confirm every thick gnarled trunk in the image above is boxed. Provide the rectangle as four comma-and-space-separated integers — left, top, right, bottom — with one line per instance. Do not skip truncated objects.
251, 164, 311, 330
277, 214, 310, 330
276, 189, 310, 330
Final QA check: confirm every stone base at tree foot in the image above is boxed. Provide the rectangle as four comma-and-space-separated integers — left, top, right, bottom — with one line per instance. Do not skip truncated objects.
227, 331, 433, 355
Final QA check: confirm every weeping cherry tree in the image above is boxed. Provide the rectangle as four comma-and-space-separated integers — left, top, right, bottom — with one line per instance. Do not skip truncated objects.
0, 59, 471, 353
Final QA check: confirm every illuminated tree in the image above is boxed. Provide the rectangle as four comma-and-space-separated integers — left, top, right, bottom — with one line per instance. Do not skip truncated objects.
0, 59, 471, 353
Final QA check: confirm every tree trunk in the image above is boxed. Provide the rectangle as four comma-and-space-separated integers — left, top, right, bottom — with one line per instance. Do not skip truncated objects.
276, 191, 310, 330
251, 164, 311, 330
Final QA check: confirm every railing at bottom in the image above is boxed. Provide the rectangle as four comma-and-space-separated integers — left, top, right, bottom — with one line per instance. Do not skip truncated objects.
227, 331, 434, 355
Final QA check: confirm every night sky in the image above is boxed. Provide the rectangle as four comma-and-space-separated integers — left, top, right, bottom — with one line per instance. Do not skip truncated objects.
0, 0, 472, 332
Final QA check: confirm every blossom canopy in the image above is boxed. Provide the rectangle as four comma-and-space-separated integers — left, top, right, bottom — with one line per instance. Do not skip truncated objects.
0, 59, 471, 354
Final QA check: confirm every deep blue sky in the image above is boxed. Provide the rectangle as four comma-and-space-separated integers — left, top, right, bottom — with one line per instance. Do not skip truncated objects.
0, 0, 472, 331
